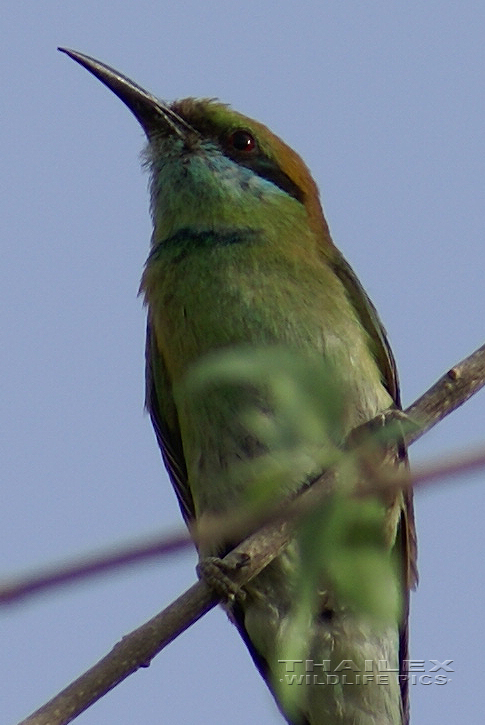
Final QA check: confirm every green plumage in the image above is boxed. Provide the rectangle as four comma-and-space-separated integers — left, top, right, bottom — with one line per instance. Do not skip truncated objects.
61, 49, 417, 725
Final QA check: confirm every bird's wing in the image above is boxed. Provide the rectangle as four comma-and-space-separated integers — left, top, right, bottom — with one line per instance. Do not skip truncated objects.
332, 253, 418, 724
145, 318, 195, 525
332, 253, 418, 582
331, 254, 400, 404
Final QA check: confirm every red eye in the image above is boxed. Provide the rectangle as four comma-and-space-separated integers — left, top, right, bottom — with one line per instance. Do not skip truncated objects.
227, 129, 256, 152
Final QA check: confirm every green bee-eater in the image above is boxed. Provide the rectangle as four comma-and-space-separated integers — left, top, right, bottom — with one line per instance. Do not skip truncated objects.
60, 49, 417, 725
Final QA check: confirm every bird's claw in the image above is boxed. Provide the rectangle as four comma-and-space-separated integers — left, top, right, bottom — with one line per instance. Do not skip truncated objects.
346, 409, 416, 451
197, 554, 249, 603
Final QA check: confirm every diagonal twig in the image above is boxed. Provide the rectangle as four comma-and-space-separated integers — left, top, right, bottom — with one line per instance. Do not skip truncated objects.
16, 341, 485, 725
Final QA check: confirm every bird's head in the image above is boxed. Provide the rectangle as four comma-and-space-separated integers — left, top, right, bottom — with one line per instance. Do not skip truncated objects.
59, 49, 333, 251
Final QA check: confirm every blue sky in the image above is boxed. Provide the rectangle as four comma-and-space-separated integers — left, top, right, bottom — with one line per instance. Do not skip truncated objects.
2, 3, 484, 723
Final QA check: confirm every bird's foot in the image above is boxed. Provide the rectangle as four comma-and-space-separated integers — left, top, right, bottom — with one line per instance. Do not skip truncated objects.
197, 554, 250, 603
345, 409, 418, 500
346, 409, 417, 451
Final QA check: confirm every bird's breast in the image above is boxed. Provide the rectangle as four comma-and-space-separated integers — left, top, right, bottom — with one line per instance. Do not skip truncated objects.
143, 226, 338, 373
142, 224, 390, 413
142, 225, 392, 518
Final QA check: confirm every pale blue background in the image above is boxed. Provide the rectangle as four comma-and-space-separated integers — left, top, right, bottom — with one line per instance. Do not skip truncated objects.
2, 3, 484, 723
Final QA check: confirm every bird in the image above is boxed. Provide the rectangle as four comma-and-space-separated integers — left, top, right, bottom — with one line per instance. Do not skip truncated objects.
59, 48, 417, 725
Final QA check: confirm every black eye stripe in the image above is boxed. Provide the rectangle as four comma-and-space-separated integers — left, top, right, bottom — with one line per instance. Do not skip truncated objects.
222, 136, 304, 203
245, 157, 305, 204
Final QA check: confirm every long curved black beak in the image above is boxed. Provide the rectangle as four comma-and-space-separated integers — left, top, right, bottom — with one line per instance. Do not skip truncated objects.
58, 48, 198, 141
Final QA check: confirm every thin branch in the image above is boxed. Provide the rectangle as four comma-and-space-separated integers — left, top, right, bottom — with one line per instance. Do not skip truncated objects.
0, 530, 192, 605
412, 445, 485, 489
18, 523, 290, 725
15, 342, 485, 725
405, 341, 485, 444
4, 342, 485, 607
17, 581, 217, 725
4, 441, 485, 609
